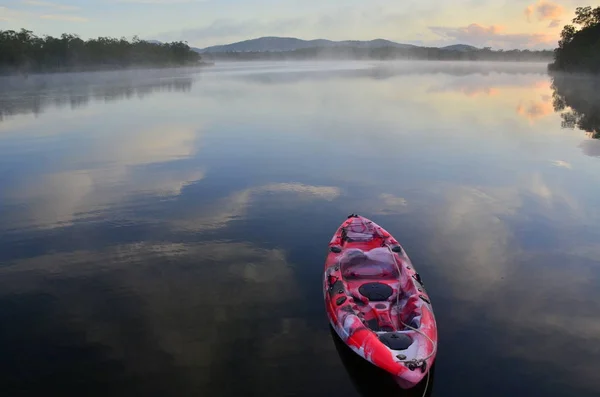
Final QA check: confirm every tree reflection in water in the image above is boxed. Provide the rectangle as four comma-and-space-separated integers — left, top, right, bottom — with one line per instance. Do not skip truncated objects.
551, 73, 600, 139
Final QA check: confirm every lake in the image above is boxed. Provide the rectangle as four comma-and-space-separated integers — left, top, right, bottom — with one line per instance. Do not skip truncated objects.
0, 61, 599, 397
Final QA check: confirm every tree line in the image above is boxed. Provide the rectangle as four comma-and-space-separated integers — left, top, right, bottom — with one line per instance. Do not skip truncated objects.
202, 46, 554, 62
0, 29, 203, 74
550, 6, 600, 73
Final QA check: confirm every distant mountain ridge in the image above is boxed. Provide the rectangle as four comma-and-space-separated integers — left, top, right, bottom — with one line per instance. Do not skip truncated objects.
197, 36, 479, 53
439, 44, 479, 52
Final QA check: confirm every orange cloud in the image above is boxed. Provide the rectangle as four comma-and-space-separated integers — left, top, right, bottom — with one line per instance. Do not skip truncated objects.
534, 80, 552, 90
525, 0, 564, 24
430, 84, 501, 97
517, 100, 554, 121
458, 23, 506, 36
537, 0, 564, 20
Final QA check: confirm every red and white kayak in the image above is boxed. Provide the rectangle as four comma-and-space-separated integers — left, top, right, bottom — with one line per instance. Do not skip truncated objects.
323, 214, 438, 389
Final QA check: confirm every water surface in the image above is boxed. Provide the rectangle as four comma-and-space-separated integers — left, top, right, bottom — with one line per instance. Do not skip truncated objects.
1, 61, 599, 397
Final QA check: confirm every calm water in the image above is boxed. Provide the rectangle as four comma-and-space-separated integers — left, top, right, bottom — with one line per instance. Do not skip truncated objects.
1, 61, 599, 397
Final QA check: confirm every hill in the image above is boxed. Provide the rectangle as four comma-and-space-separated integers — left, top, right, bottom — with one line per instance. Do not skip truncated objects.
145, 36, 553, 63
198, 37, 424, 53
441, 44, 479, 52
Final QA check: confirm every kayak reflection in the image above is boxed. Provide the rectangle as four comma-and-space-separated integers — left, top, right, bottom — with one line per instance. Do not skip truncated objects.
329, 325, 435, 397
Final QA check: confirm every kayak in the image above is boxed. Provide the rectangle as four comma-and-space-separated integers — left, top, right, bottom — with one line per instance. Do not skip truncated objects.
323, 214, 438, 389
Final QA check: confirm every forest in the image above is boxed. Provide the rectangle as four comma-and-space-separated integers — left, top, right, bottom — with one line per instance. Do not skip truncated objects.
0, 29, 203, 74
549, 6, 600, 73
202, 46, 554, 62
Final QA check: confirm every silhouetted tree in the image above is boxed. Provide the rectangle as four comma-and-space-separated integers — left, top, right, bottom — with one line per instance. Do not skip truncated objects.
549, 6, 600, 73
0, 29, 202, 74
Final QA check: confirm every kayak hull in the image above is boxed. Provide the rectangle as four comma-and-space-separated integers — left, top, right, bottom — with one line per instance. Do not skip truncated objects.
323, 214, 438, 389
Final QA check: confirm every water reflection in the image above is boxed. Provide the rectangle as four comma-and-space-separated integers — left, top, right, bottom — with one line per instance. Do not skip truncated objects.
0, 69, 195, 121
551, 73, 600, 139
0, 236, 348, 397
330, 326, 435, 397
411, 171, 600, 395
2, 123, 203, 230
1, 62, 600, 397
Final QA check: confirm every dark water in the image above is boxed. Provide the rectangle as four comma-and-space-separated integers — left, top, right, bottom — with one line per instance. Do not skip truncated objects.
1, 61, 599, 397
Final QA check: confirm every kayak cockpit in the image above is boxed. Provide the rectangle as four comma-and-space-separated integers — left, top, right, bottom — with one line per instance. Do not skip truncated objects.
340, 247, 400, 281
335, 247, 425, 334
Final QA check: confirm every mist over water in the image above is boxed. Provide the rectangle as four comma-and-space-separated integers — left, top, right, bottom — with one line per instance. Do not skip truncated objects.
1, 61, 599, 397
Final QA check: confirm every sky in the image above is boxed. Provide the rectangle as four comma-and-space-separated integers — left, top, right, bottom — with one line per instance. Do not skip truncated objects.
0, 0, 599, 49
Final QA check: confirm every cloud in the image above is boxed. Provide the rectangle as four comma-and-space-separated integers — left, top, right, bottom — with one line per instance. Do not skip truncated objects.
525, 0, 565, 23
117, 0, 207, 3
426, 75, 550, 102
379, 193, 407, 207
20, 0, 79, 10
0, 239, 324, 394
5, 124, 203, 229
420, 173, 580, 299
535, 0, 564, 20
0, 6, 25, 20
1, 3, 86, 23
551, 160, 572, 169
548, 19, 561, 28
98, 124, 198, 167
171, 182, 341, 232
39, 14, 88, 22
579, 139, 600, 157
525, 5, 534, 21
9, 167, 204, 229
430, 84, 500, 97
423, 175, 600, 391
258, 183, 340, 201
15, 170, 95, 229
516, 100, 554, 121
429, 23, 557, 49
372, 193, 409, 215
430, 23, 506, 38
153, 3, 433, 47
427, 185, 519, 301
155, 17, 306, 44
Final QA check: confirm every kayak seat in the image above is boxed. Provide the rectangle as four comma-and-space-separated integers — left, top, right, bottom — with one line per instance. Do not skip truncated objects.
378, 332, 413, 350
359, 282, 393, 301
